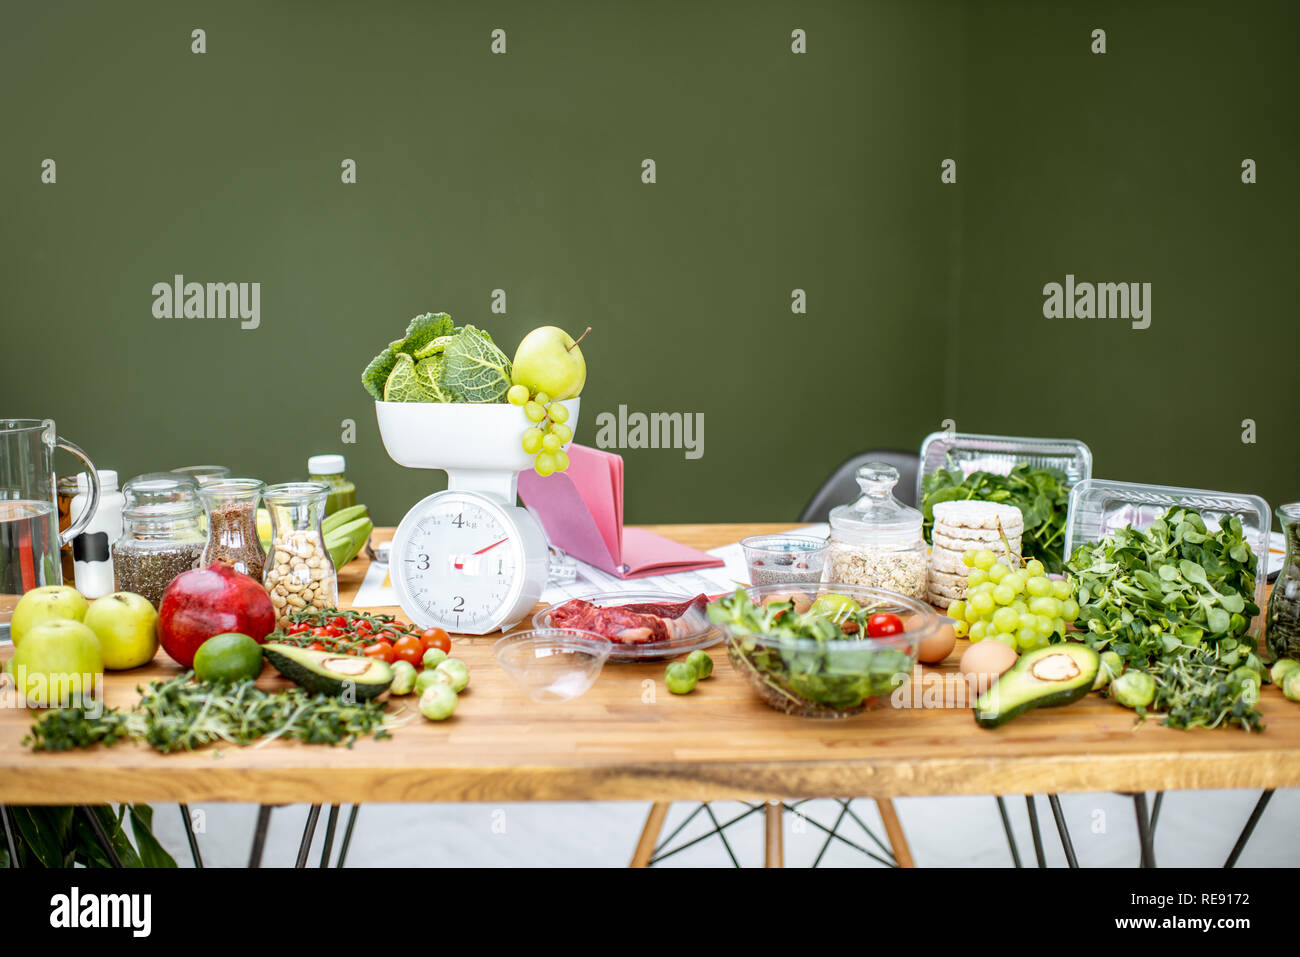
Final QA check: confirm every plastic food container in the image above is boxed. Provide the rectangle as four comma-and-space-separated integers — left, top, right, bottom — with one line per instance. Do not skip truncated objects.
827, 463, 928, 599
1064, 478, 1271, 628
493, 629, 612, 702
917, 431, 1093, 505
716, 583, 938, 718
532, 589, 720, 662
740, 534, 829, 587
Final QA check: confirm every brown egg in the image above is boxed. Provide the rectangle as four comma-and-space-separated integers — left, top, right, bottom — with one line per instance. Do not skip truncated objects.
916, 618, 957, 664
959, 639, 1019, 687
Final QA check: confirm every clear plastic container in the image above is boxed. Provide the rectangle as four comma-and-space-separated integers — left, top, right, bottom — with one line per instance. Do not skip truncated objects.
917, 431, 1093, 505
1064, 478, 1271, 628
827, 463, 927, 599
740, 534, 829, 587
532, 590, 719, 662
263, 482, 338, 629
493, 629, 612, 702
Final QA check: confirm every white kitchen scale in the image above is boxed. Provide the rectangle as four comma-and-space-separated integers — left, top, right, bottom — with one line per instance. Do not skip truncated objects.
374, 398, 579, 634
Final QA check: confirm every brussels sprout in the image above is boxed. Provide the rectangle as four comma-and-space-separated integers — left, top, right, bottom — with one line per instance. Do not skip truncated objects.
389, 660, 417, 696
686, 650, 713, 680
1092, 651, 1125, 691
419, 683, 458, 721
422, 648, 448, 670
1284, 670, 1300, 703
665, 661, 698, 695
1111, 670, 1156, 709
1271, 658, 1300, 687
414, 668, 443, 696
435, 657, 470, 693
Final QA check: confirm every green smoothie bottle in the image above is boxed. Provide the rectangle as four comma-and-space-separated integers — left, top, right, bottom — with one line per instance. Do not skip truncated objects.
308, 455, 356, 517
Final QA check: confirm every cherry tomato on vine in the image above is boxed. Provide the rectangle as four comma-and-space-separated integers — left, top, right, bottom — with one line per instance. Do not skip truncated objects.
363, 641, 395, 663
287, 623, 311, 635
421, 627, 452, 654
329, 616, 348, 630
392, 635, 425, 667
866, 613, 905, 638
311, 626, 340, 639
308, 642, 325, 652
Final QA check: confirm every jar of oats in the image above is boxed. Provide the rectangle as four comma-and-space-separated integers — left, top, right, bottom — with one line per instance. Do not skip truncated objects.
827, 463, 928, 600
262, 482, 338, 629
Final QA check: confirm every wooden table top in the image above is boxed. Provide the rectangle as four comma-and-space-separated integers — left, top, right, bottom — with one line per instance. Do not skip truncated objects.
1, 523, 1297, 806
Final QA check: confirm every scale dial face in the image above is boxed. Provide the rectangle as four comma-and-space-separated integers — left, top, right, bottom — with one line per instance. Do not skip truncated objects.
390, 491, 530, 634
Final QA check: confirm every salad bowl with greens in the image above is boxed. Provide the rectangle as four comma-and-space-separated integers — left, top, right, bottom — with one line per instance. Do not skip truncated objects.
708, 584, 938, 718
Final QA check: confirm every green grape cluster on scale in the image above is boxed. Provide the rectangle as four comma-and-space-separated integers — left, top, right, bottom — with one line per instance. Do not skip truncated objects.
507, 383, 574, 476
946, 549, 1080, 654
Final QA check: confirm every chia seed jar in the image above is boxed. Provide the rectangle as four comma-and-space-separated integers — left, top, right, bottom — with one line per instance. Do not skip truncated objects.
114, 473, 205, 608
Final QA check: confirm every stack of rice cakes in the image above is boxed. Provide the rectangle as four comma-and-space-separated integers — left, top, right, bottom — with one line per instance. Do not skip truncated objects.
927, 500, 1024, 609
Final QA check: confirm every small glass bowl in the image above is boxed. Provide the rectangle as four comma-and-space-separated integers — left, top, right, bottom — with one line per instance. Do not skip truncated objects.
493, 629, 613, 702
740, 534, 829, 588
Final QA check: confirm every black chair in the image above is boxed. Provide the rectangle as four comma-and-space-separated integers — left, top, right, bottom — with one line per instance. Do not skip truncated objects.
799, 450, 921, 522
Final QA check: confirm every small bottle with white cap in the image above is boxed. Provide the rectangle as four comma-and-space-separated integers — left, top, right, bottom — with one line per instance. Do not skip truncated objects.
69, 469, 125, 599
308, 454, 356, 517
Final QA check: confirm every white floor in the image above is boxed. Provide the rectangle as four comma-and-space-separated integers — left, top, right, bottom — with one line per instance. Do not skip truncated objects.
150, 790, 1299, 868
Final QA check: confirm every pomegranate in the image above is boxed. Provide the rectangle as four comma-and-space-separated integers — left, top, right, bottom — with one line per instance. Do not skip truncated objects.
158, 564, 275, 669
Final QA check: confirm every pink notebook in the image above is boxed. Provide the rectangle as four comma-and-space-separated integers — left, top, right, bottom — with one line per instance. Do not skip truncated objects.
517, 445, 723, 579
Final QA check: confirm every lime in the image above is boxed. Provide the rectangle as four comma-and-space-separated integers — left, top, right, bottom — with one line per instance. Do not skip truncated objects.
193, 633, 264, 684
809, 593, 860, 620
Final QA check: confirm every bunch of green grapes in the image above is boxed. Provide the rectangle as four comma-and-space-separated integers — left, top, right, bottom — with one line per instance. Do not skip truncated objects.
947, 549, 1079, 654
507, 384, 573, 476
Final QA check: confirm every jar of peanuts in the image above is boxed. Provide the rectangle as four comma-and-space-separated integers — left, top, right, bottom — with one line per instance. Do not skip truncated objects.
262, 482, 338, 629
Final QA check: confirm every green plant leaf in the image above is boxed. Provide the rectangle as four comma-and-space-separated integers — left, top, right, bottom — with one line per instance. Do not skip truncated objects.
442, 325, 512, 403
129, 805, 178, 868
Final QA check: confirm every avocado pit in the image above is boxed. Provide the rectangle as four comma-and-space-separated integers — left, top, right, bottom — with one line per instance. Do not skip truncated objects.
1030, 653, 1081, 682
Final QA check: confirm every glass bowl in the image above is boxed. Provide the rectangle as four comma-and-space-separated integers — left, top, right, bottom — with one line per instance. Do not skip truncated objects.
493, 629, 612, 702
532, 590, 721, 662
711, 582, 939, 718
740, 534, 829, 587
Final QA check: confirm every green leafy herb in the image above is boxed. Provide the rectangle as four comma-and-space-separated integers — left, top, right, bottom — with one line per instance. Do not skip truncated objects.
1068, 507, 1264, 731
922, 462, 1070, 573
26, 674, 398, 754
708, 590, 912, 714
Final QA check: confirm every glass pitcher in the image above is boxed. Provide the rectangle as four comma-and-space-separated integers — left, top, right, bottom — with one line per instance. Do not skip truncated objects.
0, 419, 99, 633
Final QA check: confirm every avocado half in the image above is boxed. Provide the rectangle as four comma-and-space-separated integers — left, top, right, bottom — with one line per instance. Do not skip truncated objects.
974, 643, 1099, 729
262, 643, 394, 700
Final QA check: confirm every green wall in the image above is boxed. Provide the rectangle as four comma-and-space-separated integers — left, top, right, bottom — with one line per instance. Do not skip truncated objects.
1, 1, 1294, 527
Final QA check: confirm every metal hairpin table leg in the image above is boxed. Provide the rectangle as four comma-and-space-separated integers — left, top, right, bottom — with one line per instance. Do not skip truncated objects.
1149, 792, 1164, 837
248, 806, 273, 868
1025, 796, 1047, 867
1224, 790, 1274, 868
178, 803, 203, 868
79, 807, 123, 868
318, 805, 341, 868
995, 796, 1022, 867
0, 806, 19, 867
336, 805, 360, 868
1047, 795, 1079, 868
1133, 793, 1156, 868
295, 805, 322, 868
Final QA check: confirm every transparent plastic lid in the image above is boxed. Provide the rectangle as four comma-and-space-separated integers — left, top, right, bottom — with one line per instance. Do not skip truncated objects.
829, 463, 923, 546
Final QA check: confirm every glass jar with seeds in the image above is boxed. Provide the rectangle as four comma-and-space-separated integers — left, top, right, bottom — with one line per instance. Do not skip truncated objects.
113, 500, 205, 609
827, 463, 928, 600
263, 482, 337, 630
198, 478, 267, 580
740, 534, 829, 587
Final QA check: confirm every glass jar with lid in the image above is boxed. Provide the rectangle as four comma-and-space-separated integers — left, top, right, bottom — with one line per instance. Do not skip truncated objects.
308, 454, 356, 516
263, 482, 338, 629
114, 473, 205, 608
199, 478, 267, 580
827, 463, 928, 600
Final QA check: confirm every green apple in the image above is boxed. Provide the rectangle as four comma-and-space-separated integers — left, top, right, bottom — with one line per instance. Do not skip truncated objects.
84, 592, 159, 670
10, 585, 89, 646
10, 618, 103, 707
511, 326, 588, 400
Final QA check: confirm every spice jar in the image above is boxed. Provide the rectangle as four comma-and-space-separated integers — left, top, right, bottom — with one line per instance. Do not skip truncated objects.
171, 465, 230, 487
263, 482, 338, 629
827, 463, 928, 599
199, 478, 267, 580
114, 473, 205, 608
308, 454, 356, 516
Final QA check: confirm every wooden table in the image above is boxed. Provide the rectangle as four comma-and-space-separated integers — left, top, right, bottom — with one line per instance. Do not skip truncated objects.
1, 524, 1296, 846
